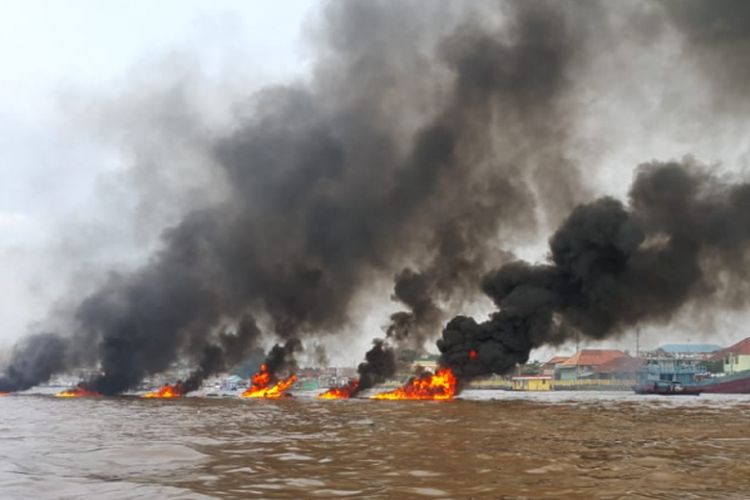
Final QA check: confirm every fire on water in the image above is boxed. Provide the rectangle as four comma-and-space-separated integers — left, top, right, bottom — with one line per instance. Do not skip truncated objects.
240, 363, 297, 399
370, 368, 457, 401
0, 391, 10, 397
318, 379, 360, 400
142, 382, 185, 399
55, 384, 102, 398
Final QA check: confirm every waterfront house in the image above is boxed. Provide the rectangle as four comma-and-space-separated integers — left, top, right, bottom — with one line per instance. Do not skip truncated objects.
555, 350, 628, 381
712, 338, 750, 374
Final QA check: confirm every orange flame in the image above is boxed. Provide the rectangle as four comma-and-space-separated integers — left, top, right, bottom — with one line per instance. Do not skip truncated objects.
318, 379, 360, 399
142, 382, 185, 399
240, 364, 297, 399
370, 368, 457, 401
55, 384, 101, 398
0, 391, 10, 397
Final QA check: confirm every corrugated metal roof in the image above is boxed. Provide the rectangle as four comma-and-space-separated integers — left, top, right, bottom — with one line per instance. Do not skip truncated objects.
658, 344, 722, 353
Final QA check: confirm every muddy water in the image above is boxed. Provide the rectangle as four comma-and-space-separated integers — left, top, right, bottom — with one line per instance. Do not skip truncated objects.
2, 391, 750, 499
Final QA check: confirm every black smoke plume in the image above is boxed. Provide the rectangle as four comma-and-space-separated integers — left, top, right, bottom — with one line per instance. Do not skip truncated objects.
7, 1, 749, 394
0, 334, 69, 393
439, 161, 750, 380
181, 314, 262, 393
385, 269, 442, 352
261, 339, 303, 378
355, 339, 397, 395
1, 0, 587, 394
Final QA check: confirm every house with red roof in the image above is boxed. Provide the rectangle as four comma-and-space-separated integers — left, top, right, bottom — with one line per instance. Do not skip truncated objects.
541, 356, 569, 376
555, 349, 629, 381
712, 338, 750, 374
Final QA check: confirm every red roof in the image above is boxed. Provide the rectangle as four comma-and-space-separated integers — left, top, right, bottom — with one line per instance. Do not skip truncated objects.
543, 356, 569, 366
559, 349, 628, 367
711, 338, 750, 360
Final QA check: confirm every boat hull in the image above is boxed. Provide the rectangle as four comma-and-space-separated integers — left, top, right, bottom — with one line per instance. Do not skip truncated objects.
634, 387, 702, 396
693, 371, 750, 394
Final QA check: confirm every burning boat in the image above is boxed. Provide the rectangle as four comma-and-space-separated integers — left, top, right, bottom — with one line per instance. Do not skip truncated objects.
240, 363, 297, 399
55, 384, 101, 398
142, 382, 186, 399
371, 367, 457, 401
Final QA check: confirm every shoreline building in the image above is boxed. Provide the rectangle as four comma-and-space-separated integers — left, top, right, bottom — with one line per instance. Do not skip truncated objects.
653, 344, 722, 360
712, 338, 750, 374
555, 350, 629, 381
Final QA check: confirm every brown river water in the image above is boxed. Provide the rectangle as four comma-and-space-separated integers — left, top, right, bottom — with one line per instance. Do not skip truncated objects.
2, 390, 750, 499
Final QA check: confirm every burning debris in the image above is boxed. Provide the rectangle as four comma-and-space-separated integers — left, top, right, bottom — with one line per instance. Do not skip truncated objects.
142, 382, 186, 399
318, 379, 360, 400
371, 368, 457, 401
55, 384, 102, 398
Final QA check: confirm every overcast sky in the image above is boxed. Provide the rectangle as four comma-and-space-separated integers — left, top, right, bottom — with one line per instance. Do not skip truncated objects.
0, 0, 315, 347
2, 1, 750, 367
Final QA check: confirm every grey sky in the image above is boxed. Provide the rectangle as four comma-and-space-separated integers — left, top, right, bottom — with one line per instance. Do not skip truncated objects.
0, 0, 314, 349
2, 1, 750, 367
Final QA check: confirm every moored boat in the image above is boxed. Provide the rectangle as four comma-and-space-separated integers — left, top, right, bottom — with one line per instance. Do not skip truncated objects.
634, 380, 702, 396
635, 356, 750, 395
691, 369, 750, 393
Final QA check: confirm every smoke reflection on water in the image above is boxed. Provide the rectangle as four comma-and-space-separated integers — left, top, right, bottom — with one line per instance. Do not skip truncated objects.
2, 391, 750, 498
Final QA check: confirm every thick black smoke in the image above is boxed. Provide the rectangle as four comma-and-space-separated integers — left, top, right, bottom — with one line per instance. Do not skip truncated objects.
0, 334, 69, 393
181, 314, 262, 393
439, 161, 750, 379
1, 0, 587, 394
262, 339, 303, 378
5, 1, 748, 395
385, 269, 442, 351
355, 339, 397, 394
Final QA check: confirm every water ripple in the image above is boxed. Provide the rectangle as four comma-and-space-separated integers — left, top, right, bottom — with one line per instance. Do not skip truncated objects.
1, 391, 750, 498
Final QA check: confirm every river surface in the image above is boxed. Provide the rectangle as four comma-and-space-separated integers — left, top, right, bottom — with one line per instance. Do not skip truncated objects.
2, 390, 750, 499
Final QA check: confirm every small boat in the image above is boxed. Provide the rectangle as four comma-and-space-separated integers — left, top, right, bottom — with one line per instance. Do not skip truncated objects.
634, 380, 702, 396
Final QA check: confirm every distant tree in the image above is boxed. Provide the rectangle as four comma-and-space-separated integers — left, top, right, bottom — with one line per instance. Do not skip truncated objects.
520, 360, 542, 375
